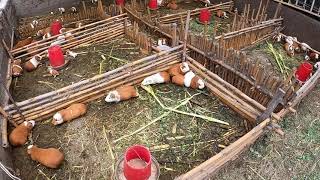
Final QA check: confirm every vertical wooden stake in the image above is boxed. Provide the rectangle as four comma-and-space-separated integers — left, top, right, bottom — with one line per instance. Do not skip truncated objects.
182, 11, 191, 62
82, 1, 87, 18
255, 0, 263, 21
172, 23, 178, 46
273, 2, 282, 19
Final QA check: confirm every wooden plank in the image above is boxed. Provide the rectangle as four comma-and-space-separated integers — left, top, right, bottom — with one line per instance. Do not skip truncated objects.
176, 118, 270, 180
256, 88, 285, 123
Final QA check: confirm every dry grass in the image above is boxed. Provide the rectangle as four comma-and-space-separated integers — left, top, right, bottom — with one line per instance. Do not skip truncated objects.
216, 85, 320, 180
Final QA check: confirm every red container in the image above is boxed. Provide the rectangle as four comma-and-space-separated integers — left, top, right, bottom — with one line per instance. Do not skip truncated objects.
124, 145, 151, 180
295, 62, 313, 82
199, 9, 211, 23
148, 0, 158, 10
116, 0, 125, 6
51, 21, 62, 36
48, 45, 65, 68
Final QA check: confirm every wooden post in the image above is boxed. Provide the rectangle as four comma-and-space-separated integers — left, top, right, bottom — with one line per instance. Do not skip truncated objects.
82, 1, 87, 18
0, 74, 25, 122
273, 2, 282, 19
256, 88, 285, 123
172, 23, 178, 46
182, 10, 191, 62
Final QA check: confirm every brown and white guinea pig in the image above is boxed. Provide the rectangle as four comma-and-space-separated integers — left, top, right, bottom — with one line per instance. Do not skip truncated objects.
292, 41, 301, 53
184, 71, 205, 89
167, 1, 178, 10
216, 10, 228, 19
27, 145, 64, 169
37, 27, 51, 39
9, 121, 35, 146
273, 33, 283, 43
284, 43, 294, 57
105, 85, 139, 103
141, 71, 170, 86
13, 37, 33, 50
171, 74, 184, 86
168, 62, 190, 76
300, 43, 310, 52
305, 51, 319, 61
24, 55, 42, 72
52, 103, 87, 125
12, 59, 23, 77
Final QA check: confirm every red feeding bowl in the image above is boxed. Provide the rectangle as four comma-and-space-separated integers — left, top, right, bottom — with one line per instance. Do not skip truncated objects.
199, 9, 211, 23
123, 145, 152, 180
148, 0, 158, 10
48, 45, 65, 68
116, 0, 125, 6
51, 21, 62, 35
295, 62, 313, 82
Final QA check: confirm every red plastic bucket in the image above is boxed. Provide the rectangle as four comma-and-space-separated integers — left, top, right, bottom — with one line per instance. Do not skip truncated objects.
48, 45, 65, 68
51, 21, 62, 36
116, 0, 125, 6
124, 145, 151, 180
295, 62, 313, 82
148, 0, 158, 10
199, 9, 211, 23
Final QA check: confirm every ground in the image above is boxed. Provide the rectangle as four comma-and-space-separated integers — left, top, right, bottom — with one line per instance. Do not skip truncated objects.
217, 85, 320, 180
11, 40, 246, 179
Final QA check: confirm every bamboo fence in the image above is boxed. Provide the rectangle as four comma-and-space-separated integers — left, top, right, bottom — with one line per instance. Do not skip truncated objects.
18, 3, 123, 38
11, 14, 128, 61
5, 45, 184, 124
125, 21, 152, 54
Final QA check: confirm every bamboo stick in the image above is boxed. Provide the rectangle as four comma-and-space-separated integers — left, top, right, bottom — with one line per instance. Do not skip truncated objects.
177, 118, 270, 179
12, 13, 128, 54
15, 61, 179, 123
10, 53, 181, 118
6, 45, 183, 112
182, 11, 191, 62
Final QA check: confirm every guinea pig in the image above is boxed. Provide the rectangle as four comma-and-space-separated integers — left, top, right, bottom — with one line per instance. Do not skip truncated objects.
105, 85, 139, 103
52, 103, 87, 125
9, 121, 35, 146
27, 145, 64, 168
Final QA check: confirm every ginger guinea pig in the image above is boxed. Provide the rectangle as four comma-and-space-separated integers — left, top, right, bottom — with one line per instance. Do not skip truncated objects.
105, 85, 139, 103
9, 121, 35, 146
52, 103, 87, 125
27, 145, 64, 169
168, 62, 190, 76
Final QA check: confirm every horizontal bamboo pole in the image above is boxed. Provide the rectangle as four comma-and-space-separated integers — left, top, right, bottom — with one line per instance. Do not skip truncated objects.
5, 45, 183, 112
14, 22, 127, 60
15, 60, 179, 123
177, 118, 270, 179
12, 13, 128, 54
187, 56, 281, 121
11, 54, 181, 119
188, 62, 258, 123
215, 18, 282, 40
159, 1, 233, 21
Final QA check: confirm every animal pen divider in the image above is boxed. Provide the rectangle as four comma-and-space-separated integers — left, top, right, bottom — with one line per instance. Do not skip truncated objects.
3, 2, 320, 179
17, 2, 123, 39
120, 2, 319, 178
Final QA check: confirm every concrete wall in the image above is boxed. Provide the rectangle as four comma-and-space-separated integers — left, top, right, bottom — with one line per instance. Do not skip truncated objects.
12, 0, 80, 17
232, 0, 320, 50
0, 0, 17, 178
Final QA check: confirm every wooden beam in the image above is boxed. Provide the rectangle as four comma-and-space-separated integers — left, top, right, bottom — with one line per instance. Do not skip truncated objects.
182, 11, 191, 62
256, 88, 285, 123
176, 118, 271, 179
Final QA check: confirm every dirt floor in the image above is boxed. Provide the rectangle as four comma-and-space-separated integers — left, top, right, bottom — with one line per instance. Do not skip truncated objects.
11, 39, 145, 102
217, 84, 320, 180
10, 39, 246, 179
